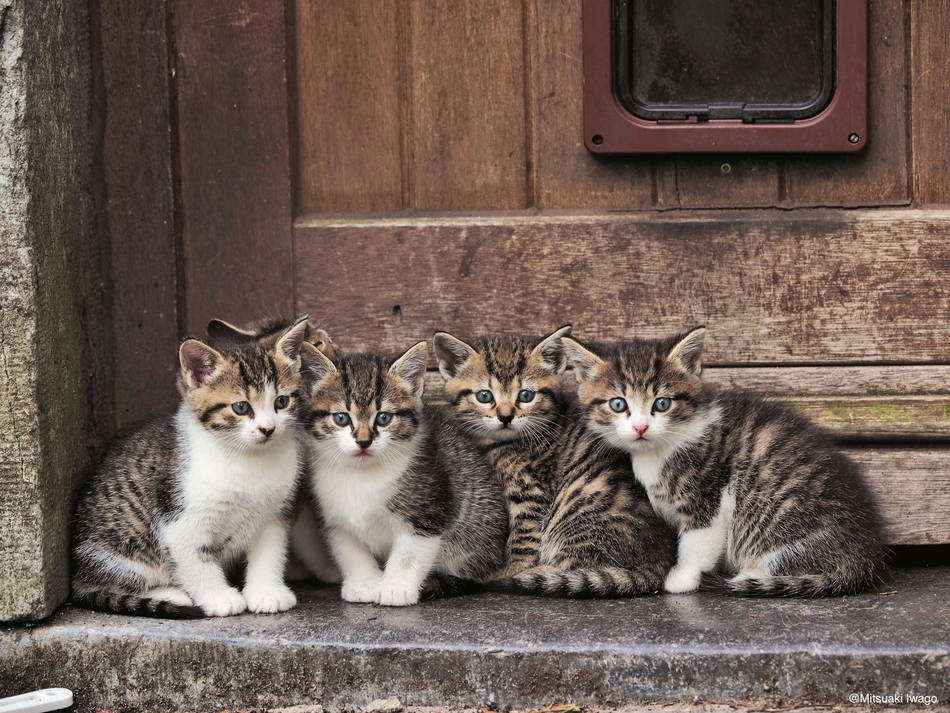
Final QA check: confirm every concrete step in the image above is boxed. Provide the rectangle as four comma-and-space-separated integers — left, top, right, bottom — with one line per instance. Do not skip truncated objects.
1, 566, 948, 712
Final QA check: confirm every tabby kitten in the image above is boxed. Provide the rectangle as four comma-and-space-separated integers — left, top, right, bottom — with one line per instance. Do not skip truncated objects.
562, 327, 889, 597
435, 327, 677, 597
301, 342, 508, 606
71, 320, 310, 618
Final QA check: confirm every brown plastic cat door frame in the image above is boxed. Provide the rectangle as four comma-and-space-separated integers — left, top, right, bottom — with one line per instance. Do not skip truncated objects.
583, 0, 867, 153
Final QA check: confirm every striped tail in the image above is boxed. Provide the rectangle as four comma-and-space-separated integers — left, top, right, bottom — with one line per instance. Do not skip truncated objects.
483, 565, 663, 598
72, 590, 205, 619
709, 567, 889, 598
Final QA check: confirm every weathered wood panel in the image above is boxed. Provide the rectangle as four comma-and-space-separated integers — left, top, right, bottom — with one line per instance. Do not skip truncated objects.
296, 1, 404, 213
96, 0, 180, 427
172, 0, 294, 336
295, 209, 950, 364
911, 0, 950, 204
785, 0, 909, 206
658, 156, 782, 209
408, 1, 528, 210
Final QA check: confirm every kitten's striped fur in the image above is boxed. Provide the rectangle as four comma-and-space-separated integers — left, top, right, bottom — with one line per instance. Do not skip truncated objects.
435, 327, 677, 597
563, 327, 889, 597
300, 342, 508, 606
70, 320, 310, 618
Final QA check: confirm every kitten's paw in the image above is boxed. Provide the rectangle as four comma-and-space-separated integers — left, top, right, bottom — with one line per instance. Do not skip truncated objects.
198, 588, 248, 617
341, 580, 379, 604
244, 584, 297, 614
375, 584, 419, 607
664, 565, 702, 594
147, 587, 194, 607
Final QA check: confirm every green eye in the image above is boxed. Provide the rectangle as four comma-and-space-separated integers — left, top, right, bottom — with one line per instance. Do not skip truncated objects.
653, 397, 672, 413
332, 412, 351, 427
608, 398, 627, 413
475, 390, 494, 404
375, 412, 393, 427
232, 401, 251, 416
275, 395, 290, 410
517, 389, 535, 403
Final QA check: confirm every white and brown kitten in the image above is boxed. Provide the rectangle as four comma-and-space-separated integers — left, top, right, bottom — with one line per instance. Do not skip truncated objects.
70, 320, 310, 617
435, 327, 677, 597
563, 327, 889, 597
299, 342, 508, 606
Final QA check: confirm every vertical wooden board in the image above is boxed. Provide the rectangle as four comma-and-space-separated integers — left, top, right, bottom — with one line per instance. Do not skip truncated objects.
173, 0, 294, 336
786, 0, 909, 205
659, 156, 783, 208
533, 0, 654, 209
296, 0, 404, 214
911, 0, 950, 204
97, 0, 180, 426
408, 1, 528, 210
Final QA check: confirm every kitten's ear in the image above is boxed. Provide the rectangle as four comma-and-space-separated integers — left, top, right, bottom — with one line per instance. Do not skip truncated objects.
390, 341, 429, 398
531, 325, 573, 374
206, 318, 255, 344
300, 341, 337, 385
275, 315, 311, 362
668, 326, 707, 376
309, 327, 337, 355
561, 337, 604, 384
432, 332, 477, 381
180, 339, 223, 388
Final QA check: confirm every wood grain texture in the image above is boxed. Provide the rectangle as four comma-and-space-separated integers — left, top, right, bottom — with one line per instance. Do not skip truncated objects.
97, 0, 180, 427
295, 209, 950, 363
658, 156, 782, 209
408, 1, 528, 210
296, 1, 404, 213
911, 0, 950, 204
532, 0, 654, 209
172, 0, 294, 336
785, 0, 910, 205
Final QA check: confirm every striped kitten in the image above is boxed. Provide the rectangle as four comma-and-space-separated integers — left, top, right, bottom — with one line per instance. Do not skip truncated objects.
70, 320, 310, 618
301, 342, 508, 606
435, 327, 677, 597
563, 327, 889, 597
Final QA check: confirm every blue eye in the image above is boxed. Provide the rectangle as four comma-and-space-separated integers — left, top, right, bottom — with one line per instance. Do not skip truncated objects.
608, 398, 627, 413
275, 395, 290, 410
517, 389, 535, 403
232, 401, 251, 415
332, 412, 351, 427
375, 412, 393, 427
653, 397, 672, 413
475, 390, 494, 404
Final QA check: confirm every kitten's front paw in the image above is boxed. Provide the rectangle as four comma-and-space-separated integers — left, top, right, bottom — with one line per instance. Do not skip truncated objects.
664, 565, 702, 594
376, 584, 419, 607
198, 588, 248, 617
341, 580, 379, 604
244, 584, 297, 614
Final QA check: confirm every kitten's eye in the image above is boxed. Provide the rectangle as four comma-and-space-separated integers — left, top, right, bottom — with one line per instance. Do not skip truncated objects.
517, 389, 535, 403
332, 413, 351, 427
375, 412, 393, 427
232, 401, 251, 416
653, 397, 672, 413
274, 395, 290, 410
608, 398, 628, 413
475, 390, 494, 404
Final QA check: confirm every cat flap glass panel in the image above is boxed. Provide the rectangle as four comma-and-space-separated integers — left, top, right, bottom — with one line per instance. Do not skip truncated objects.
616, 0, 835, 121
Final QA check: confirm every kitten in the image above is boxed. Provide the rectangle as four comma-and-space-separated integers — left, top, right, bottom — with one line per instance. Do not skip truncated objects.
562, 327, 889, 597
435, 327, 677, 597
70, 319, 310, 618
300, 342, 508, 606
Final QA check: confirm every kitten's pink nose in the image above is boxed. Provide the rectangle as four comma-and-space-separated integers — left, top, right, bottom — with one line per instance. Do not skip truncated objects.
259, 424, 275, 437
634, 424, 648, 437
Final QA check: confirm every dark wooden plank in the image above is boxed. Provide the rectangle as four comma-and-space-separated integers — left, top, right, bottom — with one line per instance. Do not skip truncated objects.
533, 0, 654, 209
659, 156, 782, 208
295, 1, 404, 214
786, 0, 909, 205
96, 0, 180, 427
172, 0, 294, 336
911, 0, 950, 204
408, 0, 528, 210
294, 209, 950, 364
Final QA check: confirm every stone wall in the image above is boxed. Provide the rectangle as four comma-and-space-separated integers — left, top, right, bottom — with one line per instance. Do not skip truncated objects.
0, 0, 105, 621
